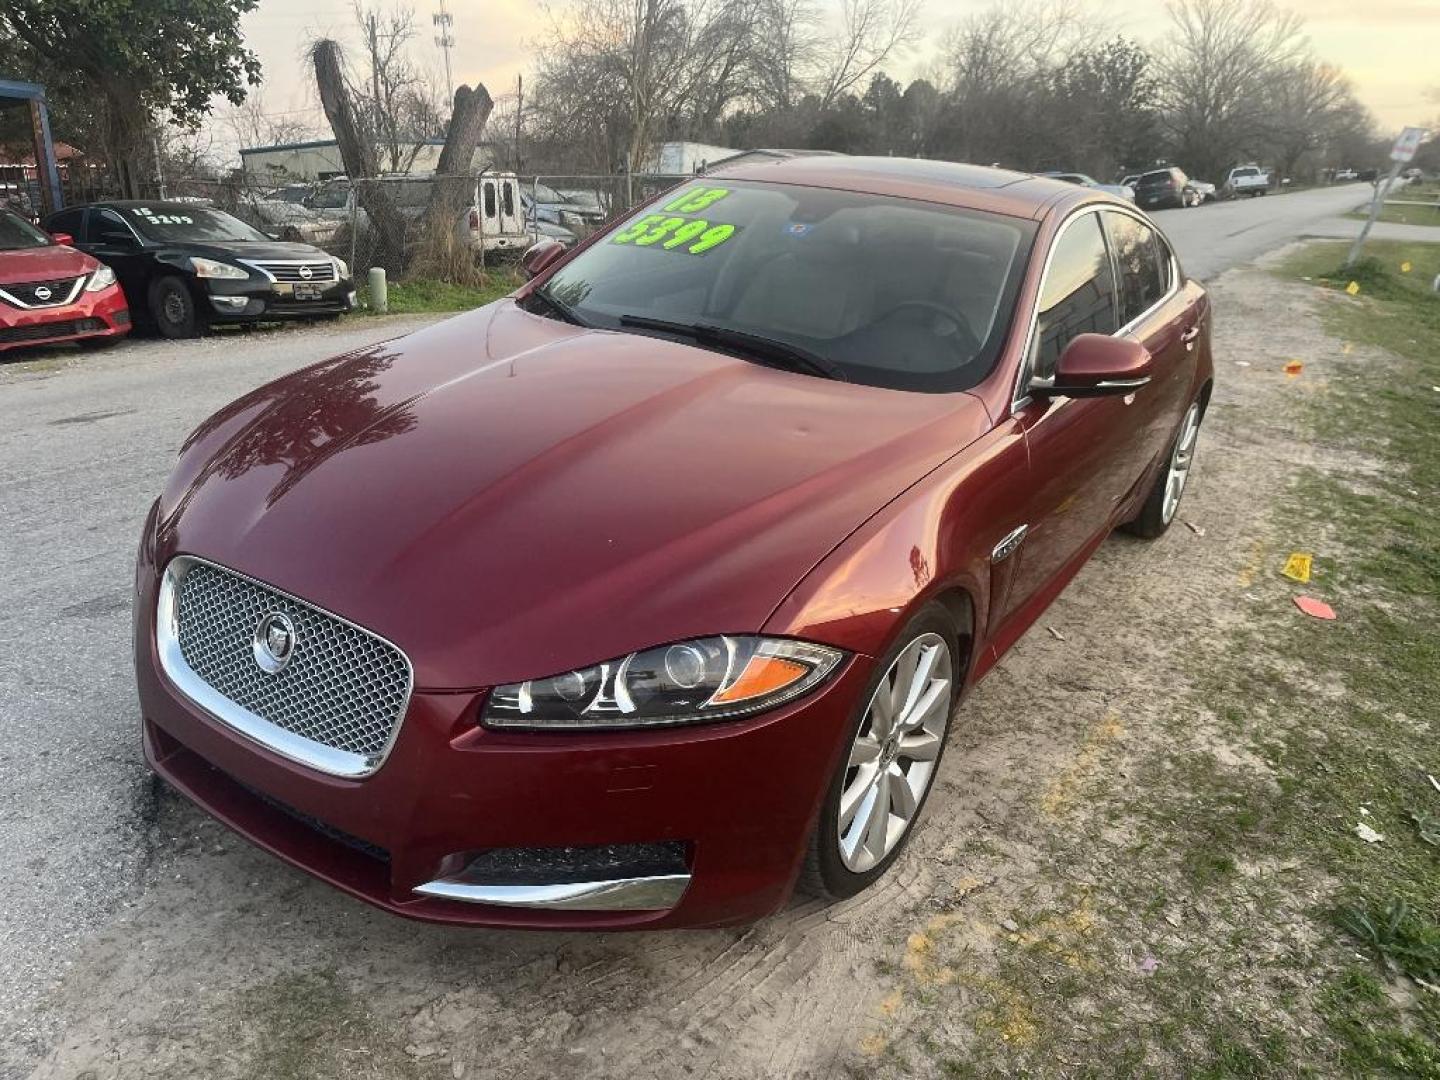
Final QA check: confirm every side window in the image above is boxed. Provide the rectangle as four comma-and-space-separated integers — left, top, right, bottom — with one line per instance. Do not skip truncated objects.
1032, 214, 1118, 380
1153, 231, 1174, 295
46, 207, 84, 238
502, 182, 514, 217
1105, 212, 1164, 325
483, 182, 496, 218
94, 209, 132, 242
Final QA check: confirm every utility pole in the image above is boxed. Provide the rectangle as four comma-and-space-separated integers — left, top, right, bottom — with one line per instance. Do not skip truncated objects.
514, 74, 523, 173
432, 0, 455, 105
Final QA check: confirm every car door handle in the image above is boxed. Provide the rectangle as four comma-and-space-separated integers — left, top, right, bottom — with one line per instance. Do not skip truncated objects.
1180, 325, 1200, 350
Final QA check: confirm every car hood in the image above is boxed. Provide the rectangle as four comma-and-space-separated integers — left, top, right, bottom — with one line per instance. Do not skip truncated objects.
158, 301, 992, 688
0, 244, 94, 284
167, 239, 333, 262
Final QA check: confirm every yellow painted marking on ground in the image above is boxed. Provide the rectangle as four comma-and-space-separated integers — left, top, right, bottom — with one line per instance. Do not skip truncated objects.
1041, 712, 1125, 817
858, 1032, 888, 1057
1345, 281, 1361, 296
1238, 539, 1269, 587
1281, 552, 1313, 584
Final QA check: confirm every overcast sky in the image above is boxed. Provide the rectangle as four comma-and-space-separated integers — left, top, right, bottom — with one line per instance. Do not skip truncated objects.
220, 0, 1436, 159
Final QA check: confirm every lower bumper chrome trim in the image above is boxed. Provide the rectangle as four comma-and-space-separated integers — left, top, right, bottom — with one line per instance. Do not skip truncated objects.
413, 873, 691, 911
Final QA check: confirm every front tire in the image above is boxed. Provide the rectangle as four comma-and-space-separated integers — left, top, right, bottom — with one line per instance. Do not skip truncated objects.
1123, 397, 1203, 539
800, 606, 960, 901
149, 276, 203, 339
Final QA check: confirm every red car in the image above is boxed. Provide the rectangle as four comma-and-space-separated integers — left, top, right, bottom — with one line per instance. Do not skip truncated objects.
135, 158, 1212, 928
0, 208, 130, 351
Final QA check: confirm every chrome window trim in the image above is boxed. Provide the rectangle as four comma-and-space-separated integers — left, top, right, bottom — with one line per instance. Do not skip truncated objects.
155, 554, 414, 780
0, 275, 85, 309
1011, 203, 1181, 413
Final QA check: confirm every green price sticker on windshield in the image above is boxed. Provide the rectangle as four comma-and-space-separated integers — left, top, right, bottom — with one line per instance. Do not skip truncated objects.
611, 212, 737, 255
662, 186, 730, 213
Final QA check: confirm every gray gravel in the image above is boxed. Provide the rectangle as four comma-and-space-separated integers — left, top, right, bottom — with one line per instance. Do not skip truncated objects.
0, 316, 441, 1078
0, 181, 1413, 1078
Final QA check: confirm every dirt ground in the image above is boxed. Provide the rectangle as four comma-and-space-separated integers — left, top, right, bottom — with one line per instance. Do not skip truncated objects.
24, 257, 1399, 1079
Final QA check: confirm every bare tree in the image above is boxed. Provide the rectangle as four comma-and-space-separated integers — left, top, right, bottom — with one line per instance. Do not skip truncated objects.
225, 94, 318, 151
816, 0, 922, 111
1159, 0, 1310, 179
352, 1, 447, 172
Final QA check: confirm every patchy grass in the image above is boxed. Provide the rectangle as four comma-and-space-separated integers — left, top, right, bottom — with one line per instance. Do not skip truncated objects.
232, 969, 430, 1080
876, 246, 1440, 1077
357, 270, 522, 315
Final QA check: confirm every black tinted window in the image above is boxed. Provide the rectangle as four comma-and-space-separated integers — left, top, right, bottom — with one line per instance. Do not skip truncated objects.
45, 208, 84, 238
1032, 214, 1118, 379
1105, 212, 1165, 324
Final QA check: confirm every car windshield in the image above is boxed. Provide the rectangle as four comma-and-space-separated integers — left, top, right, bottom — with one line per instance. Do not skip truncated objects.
121, 206, 270, 243
534, 180, 1033, 393
530, 182, 564, 203
0, 209, 53, 251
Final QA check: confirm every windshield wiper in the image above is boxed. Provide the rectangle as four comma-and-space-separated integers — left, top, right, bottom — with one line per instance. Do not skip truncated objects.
618, 315, 848, 382
526, 286, 591, 328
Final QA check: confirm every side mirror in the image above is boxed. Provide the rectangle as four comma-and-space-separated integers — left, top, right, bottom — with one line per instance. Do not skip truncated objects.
49, 231, 74, 246
1032, 334, 1153, 398
521, 239, 566, 280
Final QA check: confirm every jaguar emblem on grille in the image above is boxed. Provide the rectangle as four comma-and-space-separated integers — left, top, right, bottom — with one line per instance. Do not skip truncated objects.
298, 265, 313, 280
253, 611, 298, 673
34, 286, 52, 301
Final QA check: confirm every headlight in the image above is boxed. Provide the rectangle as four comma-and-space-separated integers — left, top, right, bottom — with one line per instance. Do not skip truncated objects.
332, 257, 349, 279
84, 263, 117, 292
483, 636, 844, 730
190, 257, 249, 280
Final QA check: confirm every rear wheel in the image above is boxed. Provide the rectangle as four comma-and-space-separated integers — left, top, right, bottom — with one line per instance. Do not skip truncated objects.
149, 276, 203, 339
800, 606, 959, 900
1123, 397, 1203, 539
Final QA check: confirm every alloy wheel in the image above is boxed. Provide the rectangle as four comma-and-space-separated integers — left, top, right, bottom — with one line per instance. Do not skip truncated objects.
1162, 402, 1202, 525
837, 632, 953, 872
163, 290, 187, 326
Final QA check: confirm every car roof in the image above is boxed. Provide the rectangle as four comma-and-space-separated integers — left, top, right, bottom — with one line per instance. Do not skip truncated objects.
705, 155, 1098, 220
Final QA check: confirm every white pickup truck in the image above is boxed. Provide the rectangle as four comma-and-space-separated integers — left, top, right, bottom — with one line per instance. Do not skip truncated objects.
1222, 166, 1269, 198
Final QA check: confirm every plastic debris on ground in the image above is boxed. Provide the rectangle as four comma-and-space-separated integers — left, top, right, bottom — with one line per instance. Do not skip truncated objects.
1428, 773, 1440, 795
1184, 520, 1206, 536
1401, 261, 1413, 273
1235, 360, 1251, 367
1281, 552, 1314, 583
1284, 360, 1304, 376
1345, 281, 1361, 296
1355, 822, 1385, 844
1138, 955, 1160, 974
1294, 596, 1337, 620
1046, 626, 1066, 642
1408, 809, 1440, 847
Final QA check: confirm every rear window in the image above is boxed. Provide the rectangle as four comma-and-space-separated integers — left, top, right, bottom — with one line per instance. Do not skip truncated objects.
1231, 168, 1260, 178
539, 180, 1034, 393
1136, 170, 1175, 188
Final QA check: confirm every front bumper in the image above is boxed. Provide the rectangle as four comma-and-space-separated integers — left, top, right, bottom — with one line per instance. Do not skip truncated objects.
133, 548, 869, 929
203, 277, 356, 322
0, 283, 130, 351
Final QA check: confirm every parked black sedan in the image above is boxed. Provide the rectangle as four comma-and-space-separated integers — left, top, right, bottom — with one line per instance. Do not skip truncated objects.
42, 201, 356, 337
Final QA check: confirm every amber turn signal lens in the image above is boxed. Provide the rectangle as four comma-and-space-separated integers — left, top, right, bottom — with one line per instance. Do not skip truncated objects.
709, 655, 810, 704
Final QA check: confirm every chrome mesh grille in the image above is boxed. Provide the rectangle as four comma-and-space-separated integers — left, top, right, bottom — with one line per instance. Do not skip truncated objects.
253, 261, 337, 282
173, 563, 410, 762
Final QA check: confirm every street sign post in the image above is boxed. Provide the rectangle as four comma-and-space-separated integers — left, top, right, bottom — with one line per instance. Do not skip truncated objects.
1346, 126, 1430, 268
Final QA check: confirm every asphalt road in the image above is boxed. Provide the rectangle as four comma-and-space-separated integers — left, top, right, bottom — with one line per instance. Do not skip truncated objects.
0, 182, 1421, 1078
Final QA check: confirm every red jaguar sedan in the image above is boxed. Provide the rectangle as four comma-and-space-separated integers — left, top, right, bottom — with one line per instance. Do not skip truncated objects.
134, 158, 1211, 928
0, 207, 130, 351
